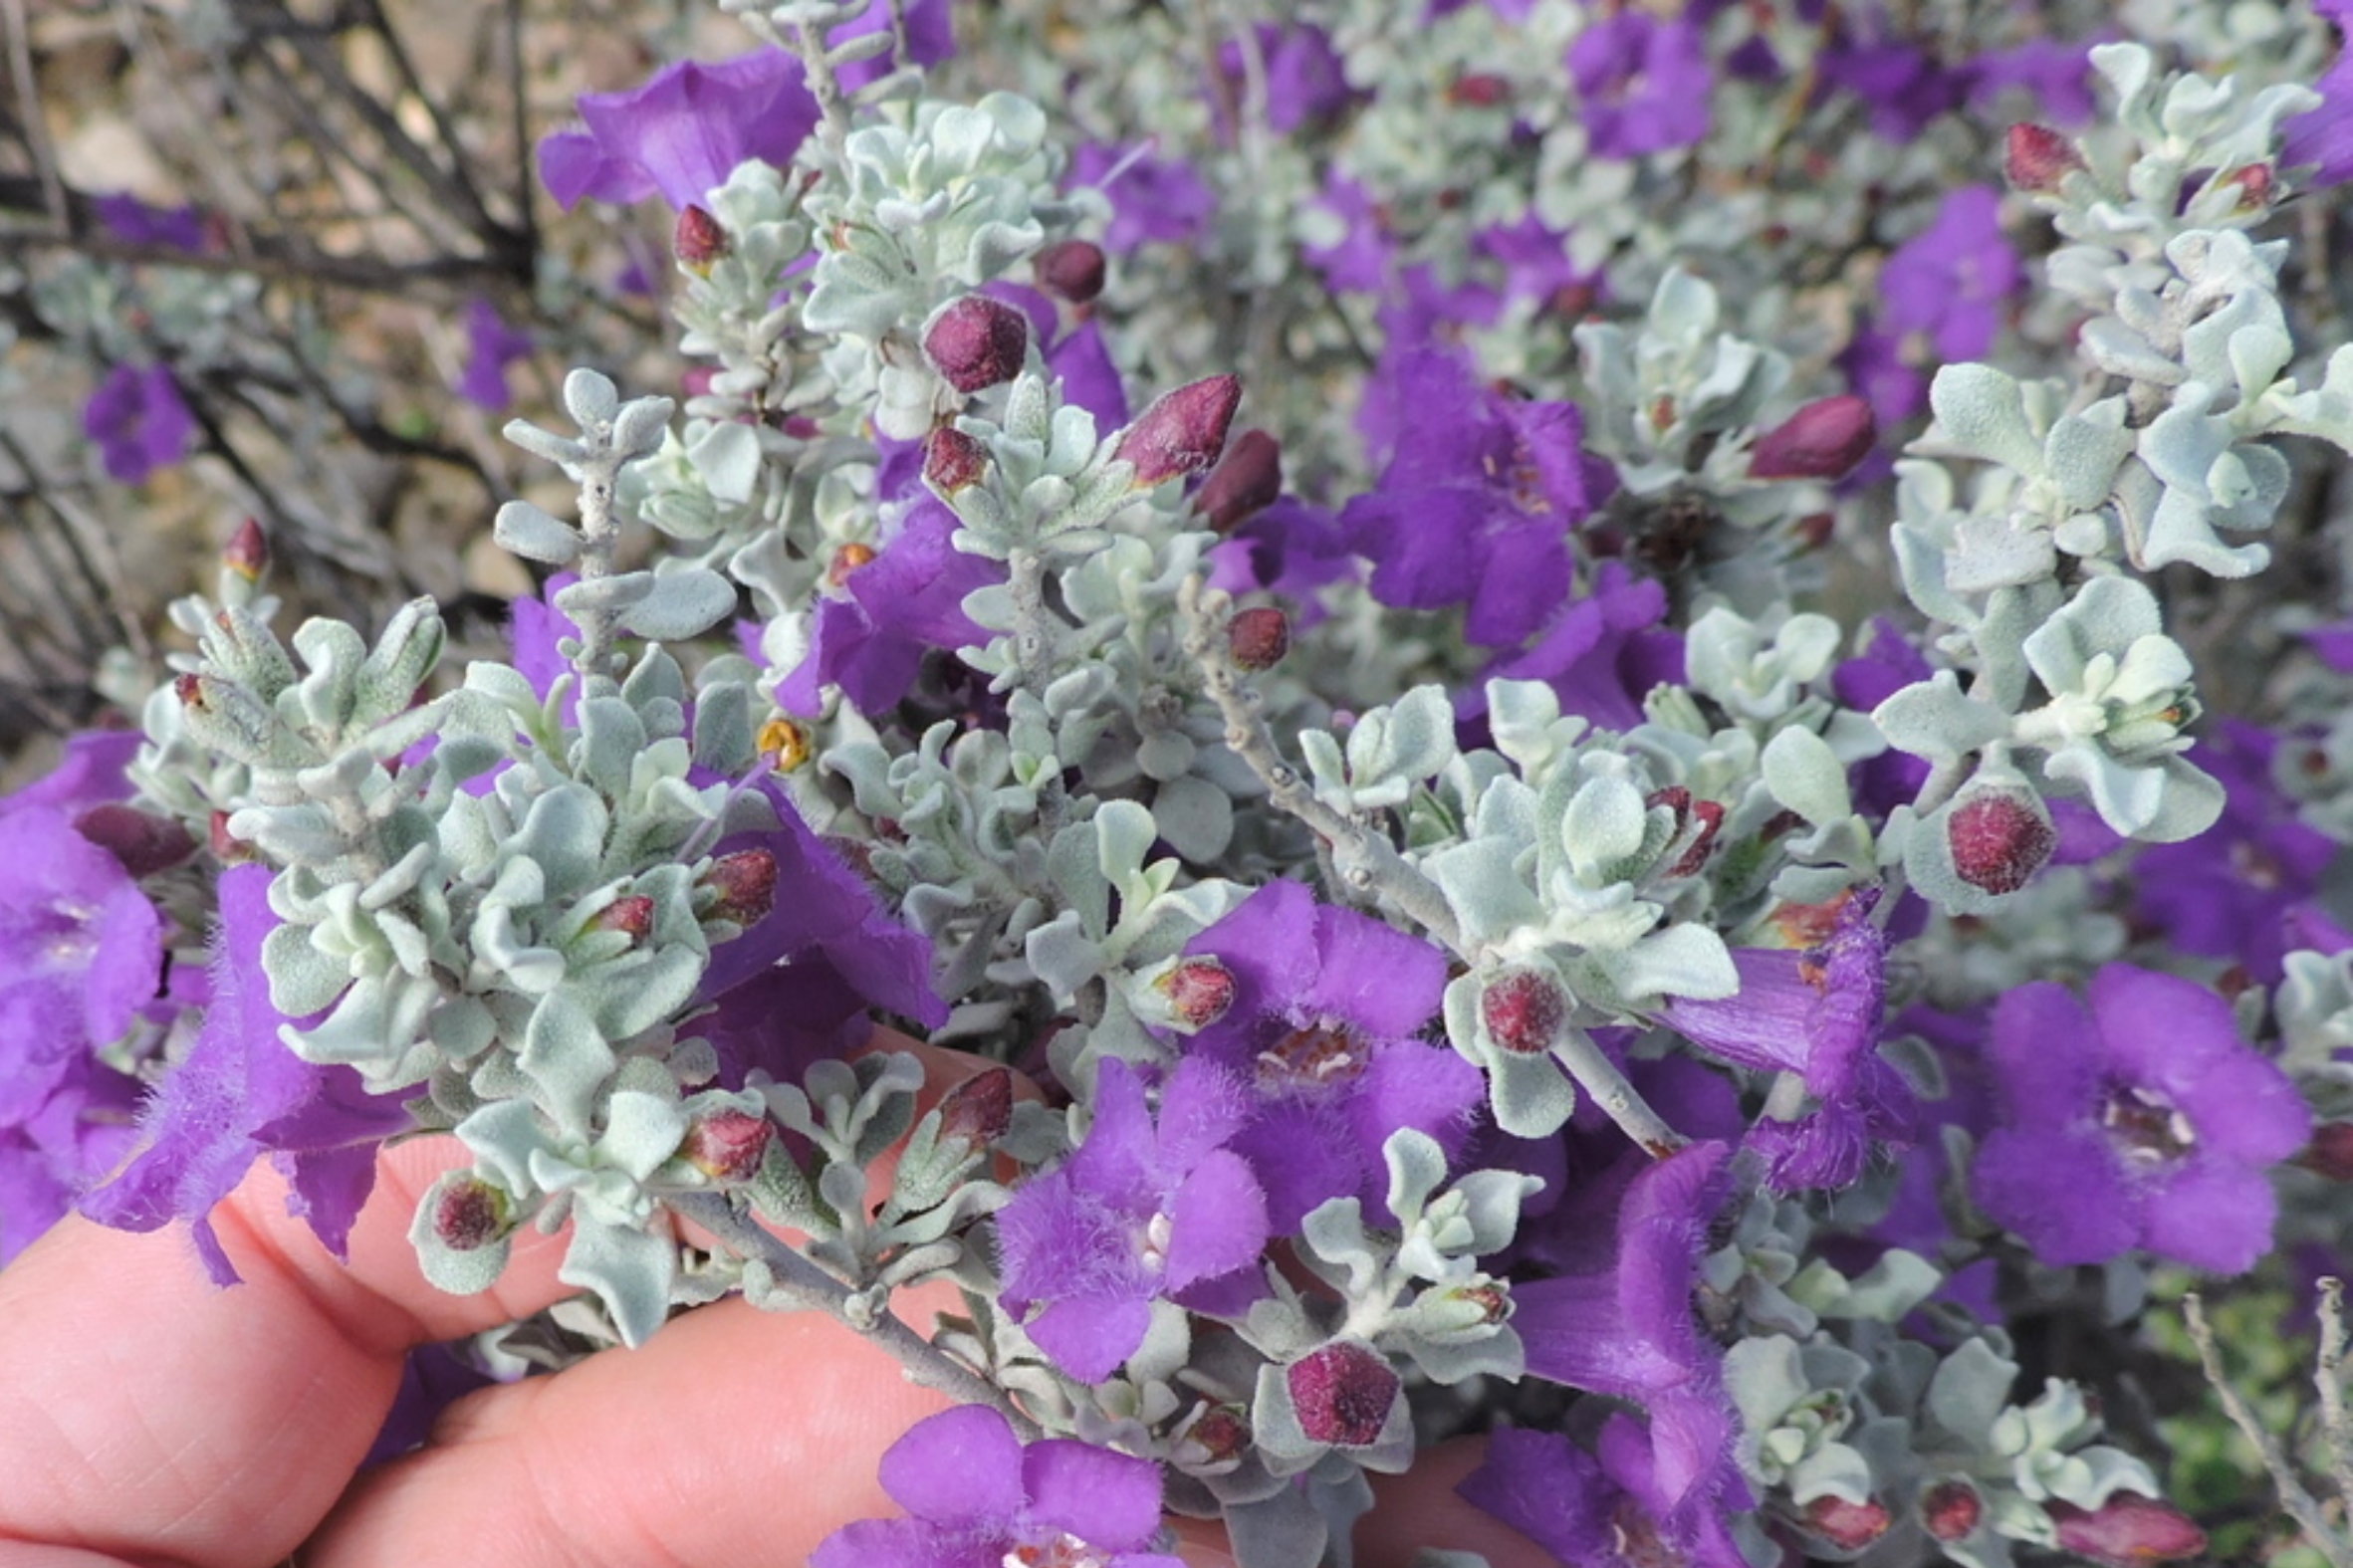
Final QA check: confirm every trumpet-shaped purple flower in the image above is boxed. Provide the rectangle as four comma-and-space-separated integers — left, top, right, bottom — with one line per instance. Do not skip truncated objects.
1460, 1418, 1751, 1568
812, 1404, 1184, 1568
1565, 13, 1712, 157
1659, 888, 1917, 1192
1879, 186, 2020, 363
1513, 1140, 1750, 1530
2285, 1, 2353, 188
1342, 344, 1610, 648
455, 299, 535, 411
776, 499, 994, 718
1972, 964, 2311, 1273
84, 363, 197, 484
996, 1057, 1269, 1381
81, 865, 410, 1281
539, 49, 820, 211
1180, 881, 1482, 1233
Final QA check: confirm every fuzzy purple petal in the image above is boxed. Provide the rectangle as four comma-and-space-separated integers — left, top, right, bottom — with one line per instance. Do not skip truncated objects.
880, 1404, 1027, 1529
1022, 1438, 1167, 1548
2138, 1157, 2281, 1274
1161, 1147, 1268, 1291
1026, 1292, 1155, 1383
1, 730, 142, 815
1300, 904, 1447, 1039
1973, 1125, 2138, 1266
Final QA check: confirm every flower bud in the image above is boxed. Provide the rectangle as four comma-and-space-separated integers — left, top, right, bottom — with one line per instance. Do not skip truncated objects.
924, 426, 990, 494
591, 894, 656, 943
1804, 1495, 1892, 1551
2300, 1121, 2353, 1181
224, 518, 269, 581
703, 847, 778, 926
208, 808, 254, 864
1226, 606, 1291, 671
2228, 162, 2275, 211
2048, 1495, 2206, 1568
1178, 1402, 1252, 1468
1947, 785, 2056, 896
2005, 123, 2085, 193
1749, 395, 1876, 481
1034, 238, 1106, 305
72, 803, 195, 877
1481, 968, 1567, 1055
673, 204, 729, 270
683, 1109, 773, 1182
1116, 374, 1242, 487
1920, 1479, 1983, 1542
939, 1066, 1014, 1148
432, 1176, 511, 1251
922, 295, 1031, 393
1647, 785, 1726, 876
1157, 956, 1237, 1028
1192, 429, 1284, 533
1286, 1341, 1400, 1448
1448, 73, 1510, 107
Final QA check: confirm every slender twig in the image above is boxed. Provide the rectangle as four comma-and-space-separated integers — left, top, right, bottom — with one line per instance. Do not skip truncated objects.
668, 1192, 1040, 1439
2318, 1279, 2353, 1509
2183, 1290, 2353, 1568
1, 0, 67, 235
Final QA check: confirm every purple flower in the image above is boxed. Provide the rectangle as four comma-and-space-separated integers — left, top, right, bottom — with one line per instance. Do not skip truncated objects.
1820, 37, 1961, 142
1963, 39, 2098, 126
0, 729, 142, 818
1471, 562, 1675, 734
1513, 1140, 1752, 1534
81, 864, 411, 1281
1178, 881, 1483, 1233
812, 1404, 1184, 1568
0, 806, 163, 1131
2134, 722, 2334, 984
1879, 186, 2020, 363
0, 1064, 142, 1264
84, 363, 197, 484
1476, 213, 1603, 316
1210, 23, 1356, 138
456, 299, 535, 411
826, 0, 955, 95
775, 499, 995, 718
1460, 1418, 1752, 1568
996, 1057, 1269, 1381
2285, 1, 2353, 188
1342, 344, 1610, 648
1833, 617, 1935, 813
1660, 889, 1917, 1192
1565, 14, 1713, 158
1972, 964, 2311, 1273
93, 192, 206, 252
1300, 173, 1393, 294
1069, 143, 1216, 254
538, 49, 820, 210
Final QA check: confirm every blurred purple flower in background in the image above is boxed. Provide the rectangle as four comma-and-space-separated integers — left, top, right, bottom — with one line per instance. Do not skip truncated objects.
539, 49, 821, 210
456, 299, 536, 411
1878, 185, 2020, 363
1566, 14, 1712, 157
93, 191, 207, 252
84, 364, 197, 484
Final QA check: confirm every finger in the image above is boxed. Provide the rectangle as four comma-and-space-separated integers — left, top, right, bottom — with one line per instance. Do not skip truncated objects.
1356, 1437, 1553, 1568
0, 1136, 572, 1567
303, 1284, 959, 1568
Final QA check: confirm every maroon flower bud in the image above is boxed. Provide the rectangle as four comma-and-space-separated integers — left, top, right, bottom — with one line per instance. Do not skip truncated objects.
224, 518, 269, 581
1287, 1341, 1400, 1448
72, 803, 196, 877
1227, 606, 1291, 671
2301, 1121, 2353, 1181
2229, 162, 2275, 211
673, 204, 730, 270
2047, 1495, 2207, 1568
1181, 1402, 1252, 1466
1481, 968, 1567, 1055
1448, 73, 1511, 107
1749, 395, 1877, 482
703, 848, 778, 926
1116, 374, 1242, 487
2005, 123, 2086, 193
208, 809, 254, 864
1947, 786, 2056, 896
1033, 238, 1106, 305
923, 295, 1031, 393
1647, 785, 1726, 876
683, 1109, 774, 1182
1157, 956, 1237, 1028
1804, 1494, 1893, 1551
1192, 429, 1284, 534
924, 426, 991, 494
432, 1177, 510, 1251
592, 894, 656, 943
939, 1066, 1015, 1148
1920, 1480, 1983, 1542
173, 672, 205, 710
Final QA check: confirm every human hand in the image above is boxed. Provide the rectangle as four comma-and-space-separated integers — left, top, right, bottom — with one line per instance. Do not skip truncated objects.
0, 1055, 1543, 1567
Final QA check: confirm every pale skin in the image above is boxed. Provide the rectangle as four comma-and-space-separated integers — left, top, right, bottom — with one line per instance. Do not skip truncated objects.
0, 1040, 1548, 1568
